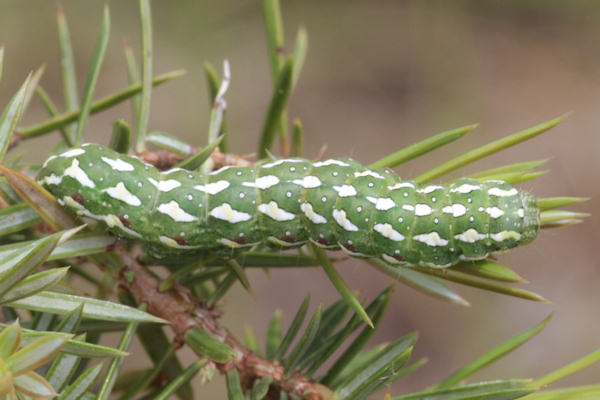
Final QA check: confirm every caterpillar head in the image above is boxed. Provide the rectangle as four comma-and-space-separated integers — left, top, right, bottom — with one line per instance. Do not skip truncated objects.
518, 190, 540, 245
38, 144, 159, 241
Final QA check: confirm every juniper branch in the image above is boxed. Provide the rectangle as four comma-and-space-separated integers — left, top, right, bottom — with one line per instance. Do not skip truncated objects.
116, 248, 334, 400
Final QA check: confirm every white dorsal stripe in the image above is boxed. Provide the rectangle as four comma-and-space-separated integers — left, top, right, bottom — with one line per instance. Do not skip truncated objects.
209, 203, 251, 223
292, 176, 322, 188
42, 155, 57, 168
157, 200, 197, 222
442, 203, 466, 217
102, 182, 142, 206
300, 203, 327, 224
333, 185, 357, 197
415, 204, 433, 216
388, 182, 415, 190
42, 156, 58, 168
261, 159, 304, 168
374, 223, 405, 242
64, 159, 95, 188
148, 178, 181, 192
313, 159, 350, 167
194, 180, 230, 195
486, 206, 505, 219
450, 183, 480, 194
243, 175, 280, 190
366, 197, 395, 210
101, 156, 135, 171
158, 180, 182, 192
488, 187, 518, 197
164, 168, 186, 174
454, 228, 488, 243
258, 201, 296, 221
59, 148, 85, 158
417, 185, 443, 194
354, 170, 385, 179
413, 232, 448, 247
332, 209, 359, 231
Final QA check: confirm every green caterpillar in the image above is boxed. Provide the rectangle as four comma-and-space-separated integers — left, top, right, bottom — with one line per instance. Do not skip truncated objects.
37, 143, 539, 267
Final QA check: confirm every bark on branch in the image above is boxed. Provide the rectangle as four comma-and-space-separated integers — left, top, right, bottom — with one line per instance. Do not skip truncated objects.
116, 249, 333, 400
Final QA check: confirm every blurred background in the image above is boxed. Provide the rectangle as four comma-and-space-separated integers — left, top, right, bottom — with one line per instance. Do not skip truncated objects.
0, 0, 599, 397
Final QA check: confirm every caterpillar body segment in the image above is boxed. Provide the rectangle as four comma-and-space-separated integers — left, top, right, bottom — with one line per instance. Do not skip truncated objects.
37, 144, 540, 267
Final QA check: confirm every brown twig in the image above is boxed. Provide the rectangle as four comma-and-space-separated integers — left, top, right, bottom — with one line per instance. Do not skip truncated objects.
136, 147, 252, 170
116, 249, 334, 400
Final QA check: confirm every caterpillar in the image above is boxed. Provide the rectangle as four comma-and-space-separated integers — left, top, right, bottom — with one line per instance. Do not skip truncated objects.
37, 143, 539, 268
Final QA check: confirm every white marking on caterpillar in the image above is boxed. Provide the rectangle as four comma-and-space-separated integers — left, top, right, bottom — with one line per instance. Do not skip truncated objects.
354, 170, 385, 179
258, 201, 296, 221
194, 180, 230, 194
261, 159, 304, 168
159, 236, 197, 249
388, 182, 415, 190
374, 223, 405, 241
101, 156, 135, 171
459, 253, 488, 261
382, 254, 405, 265
413, 232, 449, 247
148, 178, 182, 192
442, 204, 467, 217
59, 148, 85, 158
292, 176, 322, 188
333, 185, 357, 197
488, 187, 518, 197
454, 228, 488, 243
157, 200, 198, 222
209, 203, 252, 223
366, 197, 395, 210
62, 196, 85, 212
486, 206, 505, 219
103, 214, 142, 238
218, 238, 244, 248
414, 204, 433, 216
421, 261, 453, 268
41, 174, 62, 185
332, 209, 359, 231
268, 236, 303, 247
63, 196, 142, 238
300, 203, 327, 224
338, 242, 368, 257
164, 168, 186, 174
490, 231, 521, 241
64, 159, 95, 188
313, 159, 350, 167
451, 183, 481, 194
309, 238, 334, 249
402, 204, 415, 211
209, 166, 232, 175
517, 208, 525, 218
243, 175, 280, 190
42, 155, 57, 168
102, 182, 142, 206
417, 185, 444, 194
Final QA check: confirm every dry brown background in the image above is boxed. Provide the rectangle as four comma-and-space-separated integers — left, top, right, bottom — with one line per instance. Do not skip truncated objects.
1, 0, 599, 397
